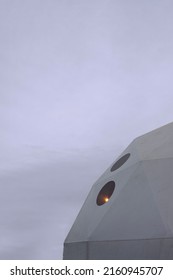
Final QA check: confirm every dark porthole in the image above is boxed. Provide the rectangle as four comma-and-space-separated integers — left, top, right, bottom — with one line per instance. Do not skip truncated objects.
96, 181, 115, 206
110, 153, 130, 172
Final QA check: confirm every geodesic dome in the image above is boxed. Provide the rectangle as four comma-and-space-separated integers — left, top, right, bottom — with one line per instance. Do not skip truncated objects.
63, 123, 173, 259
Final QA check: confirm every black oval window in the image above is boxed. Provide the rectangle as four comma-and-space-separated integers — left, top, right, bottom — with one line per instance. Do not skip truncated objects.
96, 181, 115, 206
110, 153, 130, 172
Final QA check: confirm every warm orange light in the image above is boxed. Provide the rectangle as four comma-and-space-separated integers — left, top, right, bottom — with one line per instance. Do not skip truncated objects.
104, 197, 109, 203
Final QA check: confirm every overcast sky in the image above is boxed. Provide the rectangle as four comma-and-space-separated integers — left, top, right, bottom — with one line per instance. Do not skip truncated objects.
1, 0, 173, 259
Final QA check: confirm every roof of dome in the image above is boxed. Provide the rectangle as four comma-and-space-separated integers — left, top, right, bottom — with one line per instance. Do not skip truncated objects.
64, 122, 173, 259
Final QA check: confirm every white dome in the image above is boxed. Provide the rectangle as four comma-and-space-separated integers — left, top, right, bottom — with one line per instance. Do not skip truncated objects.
63, 122, 173, 259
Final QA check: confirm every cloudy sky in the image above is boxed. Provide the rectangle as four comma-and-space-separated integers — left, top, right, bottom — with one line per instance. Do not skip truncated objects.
1, 0, 173, 259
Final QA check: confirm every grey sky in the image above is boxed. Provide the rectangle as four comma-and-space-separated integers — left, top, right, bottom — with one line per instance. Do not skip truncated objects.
1, 0, 173, 259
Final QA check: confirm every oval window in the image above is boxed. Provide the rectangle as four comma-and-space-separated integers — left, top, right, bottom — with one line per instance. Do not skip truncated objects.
110, 153, 130, 172
96, 181, 115, 206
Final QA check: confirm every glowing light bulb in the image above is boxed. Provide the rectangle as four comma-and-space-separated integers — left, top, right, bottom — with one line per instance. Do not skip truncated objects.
104, 197, 109, 203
